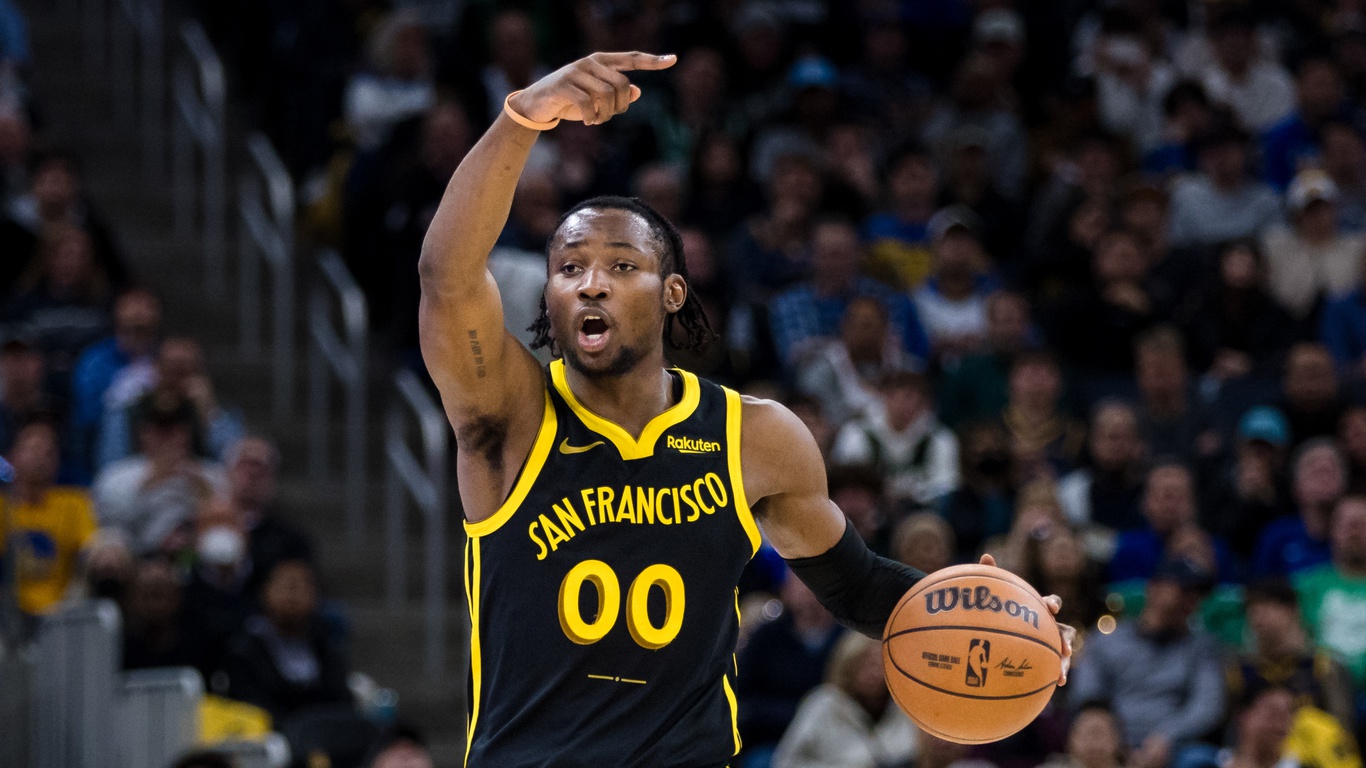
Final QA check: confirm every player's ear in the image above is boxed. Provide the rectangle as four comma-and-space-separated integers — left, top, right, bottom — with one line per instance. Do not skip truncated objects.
663, 274, 686, 314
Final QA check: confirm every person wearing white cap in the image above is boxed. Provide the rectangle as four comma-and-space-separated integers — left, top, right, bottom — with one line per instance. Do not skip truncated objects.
1262, 168, 1366, 320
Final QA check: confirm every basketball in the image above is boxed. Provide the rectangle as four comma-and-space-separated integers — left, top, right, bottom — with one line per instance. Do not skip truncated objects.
882, 564, 1063, 744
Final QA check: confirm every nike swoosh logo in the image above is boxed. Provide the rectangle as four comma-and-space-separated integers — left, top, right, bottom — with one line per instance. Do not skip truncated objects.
558, 439, 605, 455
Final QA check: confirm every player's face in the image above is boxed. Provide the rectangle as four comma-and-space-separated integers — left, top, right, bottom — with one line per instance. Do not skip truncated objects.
547, 209, 684, 378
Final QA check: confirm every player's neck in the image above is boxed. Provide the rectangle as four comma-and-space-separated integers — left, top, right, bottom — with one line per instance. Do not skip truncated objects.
563, 357, 677, 438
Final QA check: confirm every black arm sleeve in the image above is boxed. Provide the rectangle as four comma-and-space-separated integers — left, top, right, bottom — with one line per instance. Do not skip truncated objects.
783, 519, 926, 639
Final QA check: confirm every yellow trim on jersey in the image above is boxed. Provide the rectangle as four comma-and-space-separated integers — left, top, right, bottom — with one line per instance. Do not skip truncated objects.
724, 388, 761, 556
722, 673, 742, 755
464, 390, 558, 538
463, 538, 484, 767
549, 359, 700, 460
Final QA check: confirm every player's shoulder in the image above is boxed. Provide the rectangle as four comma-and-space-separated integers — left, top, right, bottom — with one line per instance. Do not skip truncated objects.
736, 393, 806, 438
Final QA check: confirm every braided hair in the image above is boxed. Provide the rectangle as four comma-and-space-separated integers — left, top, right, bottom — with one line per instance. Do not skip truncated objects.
528, 195, 716, 355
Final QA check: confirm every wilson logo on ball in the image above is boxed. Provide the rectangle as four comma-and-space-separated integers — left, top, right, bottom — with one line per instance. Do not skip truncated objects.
924, 586, 1040, 629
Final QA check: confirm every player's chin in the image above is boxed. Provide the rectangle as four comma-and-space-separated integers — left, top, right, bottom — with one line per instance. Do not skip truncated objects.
562, 341, 643, 379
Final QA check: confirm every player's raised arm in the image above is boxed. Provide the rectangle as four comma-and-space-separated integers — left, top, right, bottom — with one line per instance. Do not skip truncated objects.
417, 52, 676, 425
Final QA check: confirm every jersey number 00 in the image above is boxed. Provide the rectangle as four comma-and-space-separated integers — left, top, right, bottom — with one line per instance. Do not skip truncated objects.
558, 560, 686, 649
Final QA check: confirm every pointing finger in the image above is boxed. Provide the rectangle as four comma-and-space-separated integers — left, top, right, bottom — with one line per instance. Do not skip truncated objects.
596, 51, 677, 72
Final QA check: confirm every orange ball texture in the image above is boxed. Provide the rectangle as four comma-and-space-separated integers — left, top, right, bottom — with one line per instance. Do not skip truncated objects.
882, 564, 1062, 744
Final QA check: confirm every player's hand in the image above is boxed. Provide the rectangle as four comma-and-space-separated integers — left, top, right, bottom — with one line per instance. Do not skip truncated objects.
979, 553, 1075, 687
507, 51, 676, 126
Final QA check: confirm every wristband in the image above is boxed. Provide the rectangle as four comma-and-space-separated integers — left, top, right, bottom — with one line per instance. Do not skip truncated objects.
503, 90, 560, 131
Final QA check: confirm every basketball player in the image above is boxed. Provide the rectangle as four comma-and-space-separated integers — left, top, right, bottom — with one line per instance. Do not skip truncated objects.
419, 52, 1075, 767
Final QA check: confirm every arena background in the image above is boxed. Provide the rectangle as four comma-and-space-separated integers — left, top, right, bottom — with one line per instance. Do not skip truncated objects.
1, 0, 1365, 767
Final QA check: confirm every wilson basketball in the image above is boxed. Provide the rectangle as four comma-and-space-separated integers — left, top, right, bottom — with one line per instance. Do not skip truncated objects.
882, 564, 1062, 744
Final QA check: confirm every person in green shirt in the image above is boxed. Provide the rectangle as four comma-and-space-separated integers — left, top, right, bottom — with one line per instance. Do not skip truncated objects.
1293, 494, 1366, 726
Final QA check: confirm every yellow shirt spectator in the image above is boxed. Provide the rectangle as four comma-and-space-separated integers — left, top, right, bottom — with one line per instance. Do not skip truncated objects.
1, 487, 97, 614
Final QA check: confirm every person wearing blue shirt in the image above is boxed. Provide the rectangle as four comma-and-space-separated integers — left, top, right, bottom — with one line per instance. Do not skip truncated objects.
1319, 281, 1366, 374
1253, 438, 1343, 576
1108, 461, 1238, 585
67, 289, 161, 482
768, 217, 929, 370
1261, 57, 1350, 191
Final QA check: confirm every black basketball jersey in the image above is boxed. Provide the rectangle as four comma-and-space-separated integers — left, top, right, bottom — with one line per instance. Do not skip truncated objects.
462, 359, 761, 768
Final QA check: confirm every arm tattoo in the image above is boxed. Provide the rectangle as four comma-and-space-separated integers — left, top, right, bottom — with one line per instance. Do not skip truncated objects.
467, 329, 487, 379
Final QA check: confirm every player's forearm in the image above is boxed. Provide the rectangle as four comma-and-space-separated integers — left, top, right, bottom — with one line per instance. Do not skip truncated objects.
418, 112, 540, 287
785, 519, 926, 638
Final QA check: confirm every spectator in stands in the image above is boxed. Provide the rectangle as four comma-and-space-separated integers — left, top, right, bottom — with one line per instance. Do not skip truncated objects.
478, 10, 550, 126
1279, 344, 1347, 447
1168, 123, 1282, 249
796, 295, 918, 425
122, 556, 205, 673
1040, 705, 1127, 768
1254, 439, 1346, 577
1058, 400, 1148, 535
831, 371, 960, 510
783, 394, 836, 462
632, 163, 685, 225
343, 11, 434, 153
890, 512, 954, 573
367, 722, 434, 768
990, 478, 1069, 574
1319, 248, 1366, 375
5, 225, 114, 380
940, 421, 1016, 561
767, 217, 928, 369
939, 122, 1025, 263
1134, 328, 1218, 462
681, 131, 761, 240
1185, 239, 1296, 383
1294, 494, 1366, 697
999, 349, 1085, 478
923, 53, 1028, 201
184, 496, 255, 684
1227, 577, 1357, 732
1321, 121, 1366, 233
92, 391, 227, 554
737, 572, 843, 763
1202, 407, 1294, 560
826, 465, 886, 548
69, 287, 160, 477
771, 633, 916, 768
1109, 461, 1233, 585
862, 143, 938, 291
1183, 688, 1298, 768
0, 416, 95, 617
0, 149, 126, 286
1069, 557, 1226, 762
96, 336, 244, 470
1092, 32, 1174, 154
937, 290, 1033, 428
729, 152, 823, 308
1264, 170, 1365, 322
748, 56, 842, 189
1143, 81, 1212, 177
223, 558, 353, 723
225, 437, 313, 595
1262, 58, 1348, 191
0, 333, 58, 455
81, 527, 134, 603
647, 47, 738, 168
913, 208, 998, 363
1048, 230, 1166, 381
1199, 11, 1295, 132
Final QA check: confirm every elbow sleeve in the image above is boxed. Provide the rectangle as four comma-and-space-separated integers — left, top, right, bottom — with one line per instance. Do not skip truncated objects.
784, 519, 926, 638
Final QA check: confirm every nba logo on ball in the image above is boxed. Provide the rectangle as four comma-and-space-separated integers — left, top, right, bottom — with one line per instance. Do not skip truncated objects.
882, 564, 1062, 744
965, 639, 990, 687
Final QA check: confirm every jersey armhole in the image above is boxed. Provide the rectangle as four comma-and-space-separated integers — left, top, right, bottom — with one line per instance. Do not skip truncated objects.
724, 388, 762, 557
465, 389, 558, 538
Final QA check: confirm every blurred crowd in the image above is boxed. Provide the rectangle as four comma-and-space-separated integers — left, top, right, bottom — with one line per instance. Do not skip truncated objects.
8, 0, 1366, 766
0, 3, 429, 767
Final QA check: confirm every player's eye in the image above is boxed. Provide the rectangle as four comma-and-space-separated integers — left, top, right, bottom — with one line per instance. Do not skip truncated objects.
559, 263, 582, 275
613, 262, 637, 272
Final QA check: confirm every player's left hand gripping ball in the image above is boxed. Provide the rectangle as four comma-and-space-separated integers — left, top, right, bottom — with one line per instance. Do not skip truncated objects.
506, 51, 677, 128
980, 553, 1076, 686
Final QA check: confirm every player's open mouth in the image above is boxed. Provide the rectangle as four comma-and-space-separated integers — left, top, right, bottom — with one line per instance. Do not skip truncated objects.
578, 314, 611, 352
